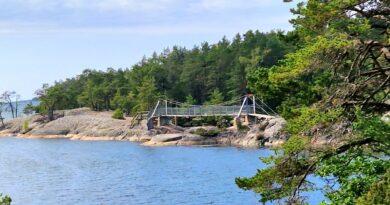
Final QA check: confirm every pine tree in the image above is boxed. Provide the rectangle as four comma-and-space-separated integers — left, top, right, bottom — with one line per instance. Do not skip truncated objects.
205, 89, 224, 105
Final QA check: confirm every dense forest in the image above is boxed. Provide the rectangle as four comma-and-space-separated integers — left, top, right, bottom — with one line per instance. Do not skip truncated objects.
35, 30, 296, 119
34, 0, 390, 204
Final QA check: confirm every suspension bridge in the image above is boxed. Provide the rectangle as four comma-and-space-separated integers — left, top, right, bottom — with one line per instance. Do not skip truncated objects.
130, 95, 278, 129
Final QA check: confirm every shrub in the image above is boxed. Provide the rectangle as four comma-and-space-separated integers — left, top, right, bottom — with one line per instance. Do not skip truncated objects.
216, 116, 233, 128
190, 117, 203, 126
234, 117, 249, 132
190, 116, 218, 126
194, 128, 219, 137
112, 109, 124, 120
23, 103, 35, 116
22, 119, 29, 133
0, 193, 11, 205
356, 170, 390, 205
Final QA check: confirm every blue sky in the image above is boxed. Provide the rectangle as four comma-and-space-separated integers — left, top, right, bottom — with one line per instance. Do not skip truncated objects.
0, 0, 297, 100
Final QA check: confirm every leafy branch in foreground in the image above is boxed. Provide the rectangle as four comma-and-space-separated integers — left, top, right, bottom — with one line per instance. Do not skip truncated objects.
238, 0, 390, 204
0, 193, 11, 205
237, 112, 390, 204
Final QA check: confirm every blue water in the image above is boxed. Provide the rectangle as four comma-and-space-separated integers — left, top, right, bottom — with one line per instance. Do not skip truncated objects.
1, 99, 39, 119
0, 137, 325, 204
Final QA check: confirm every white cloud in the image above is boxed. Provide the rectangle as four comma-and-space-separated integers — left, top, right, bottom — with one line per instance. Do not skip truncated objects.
0, 22, 233, 35
0, 15, 293, 35
94, 0, 176, 11
0, 0, 294, 34
1, 0, 281, 12
0, 0, 177, 12
189, 0, 278, 11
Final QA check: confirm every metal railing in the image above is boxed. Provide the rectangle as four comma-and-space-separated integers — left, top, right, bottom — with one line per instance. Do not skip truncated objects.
146, 95, 278, 121
153, 105, 253, 117
130, 111, 149, 128
142, 95, 279, 130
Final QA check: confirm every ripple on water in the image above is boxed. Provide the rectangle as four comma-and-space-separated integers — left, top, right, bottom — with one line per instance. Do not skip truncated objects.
0, 137, 325, 205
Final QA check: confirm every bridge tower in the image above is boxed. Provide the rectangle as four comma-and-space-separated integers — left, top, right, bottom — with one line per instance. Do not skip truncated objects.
142, 95, 277, 130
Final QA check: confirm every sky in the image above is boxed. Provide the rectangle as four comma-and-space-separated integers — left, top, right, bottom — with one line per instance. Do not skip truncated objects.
0, 0, 297, 100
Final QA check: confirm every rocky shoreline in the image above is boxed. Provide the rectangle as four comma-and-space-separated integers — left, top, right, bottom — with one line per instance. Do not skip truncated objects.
0, 108, 288, 148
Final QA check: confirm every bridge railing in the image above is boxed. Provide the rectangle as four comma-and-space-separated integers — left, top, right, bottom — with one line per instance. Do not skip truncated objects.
153, 105, 253, 117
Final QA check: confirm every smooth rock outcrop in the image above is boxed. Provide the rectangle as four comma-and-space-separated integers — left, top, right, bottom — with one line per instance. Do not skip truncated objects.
231, 127, 263, 148
143, 134, 183, 146
150, 134, 184, 142
263, 118, 286, 138
0, 108, 288, 148
185, 126, 219, 134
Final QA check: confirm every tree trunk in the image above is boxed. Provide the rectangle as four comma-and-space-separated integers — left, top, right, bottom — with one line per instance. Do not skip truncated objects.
15, 99, 18, 118
0, 113, 4, 128
48, 107, 54, 121
8, 100, 14, 118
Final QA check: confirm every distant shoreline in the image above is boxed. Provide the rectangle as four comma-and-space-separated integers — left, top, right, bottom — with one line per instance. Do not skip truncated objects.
0, 99, 39, 120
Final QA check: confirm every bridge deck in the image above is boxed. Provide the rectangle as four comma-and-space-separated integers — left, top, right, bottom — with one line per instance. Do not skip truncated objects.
144, 96, 278, 129
151, 105, 274, 118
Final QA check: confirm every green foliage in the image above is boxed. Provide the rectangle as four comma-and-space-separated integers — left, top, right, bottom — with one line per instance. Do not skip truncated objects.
184, 95, 196, 106
234, 117, 249, 132
0, 193, 11, 205
22, 119, 29, 133
38, 31, 293, 112
345, 113, 390, 205
285, 106, 342, 134
205, 89, 224, 105
246, 36, 336, 113
112, 108, 124, 120
353, 110, 390, 148
356, 170, 390, 205
186, 116, 232, 128
26, 1, 389, 204
237, 1, 390, 204
236, 135, 312, 204
317, 111, 390, 204
112, 90, 134, 115
133, 77, 159, 112
187, 117, 203, 127
23, 102, 35, 115
281, 135, 310, 155
194, 128, 219, 137
316, 149, 389, 205
216, 116, 232, 129
35, 84, 65, 121
187, 117, 212, 127
269, 34, 351, 83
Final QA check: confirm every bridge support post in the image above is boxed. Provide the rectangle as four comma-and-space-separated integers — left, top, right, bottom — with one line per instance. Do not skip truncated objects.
165, 100, 168, 115
244, 115, 249, 123
233, 117, 242, 130
253, 95, 256, 114
157, 116, 171, 127
157, 117, 161, 127
174, 116, 178, 126
147, 119, 154, 130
